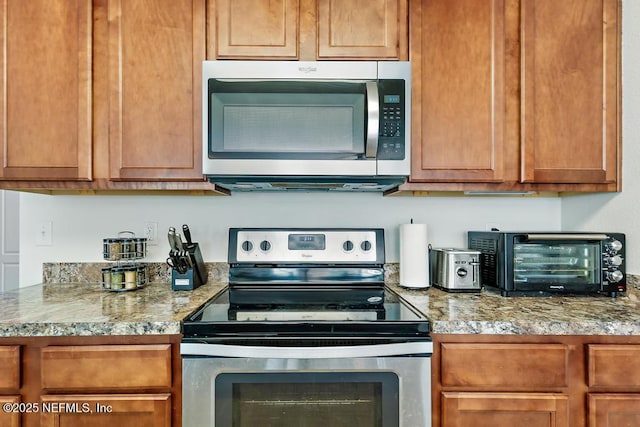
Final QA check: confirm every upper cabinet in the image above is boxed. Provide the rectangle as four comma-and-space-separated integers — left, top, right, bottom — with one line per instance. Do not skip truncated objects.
105, 0, 205, 181
209, 0, 408, 60
520, 0, 619, 185
0, 0, 92, 181
407, 0, 621, 192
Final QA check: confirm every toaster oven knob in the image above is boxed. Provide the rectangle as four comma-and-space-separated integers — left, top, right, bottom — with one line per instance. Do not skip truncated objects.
259, 240, 272, 252
360, 240, 372, 252
343, 240, 354, 252
456, 267, 468, 278
604, 255, 623, 267
241, 240, 253, 252
607, 239, 623, 252
606, 270, 624, 283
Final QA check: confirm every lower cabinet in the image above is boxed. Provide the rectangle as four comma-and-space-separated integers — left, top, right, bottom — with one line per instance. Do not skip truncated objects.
442, 392, 568, 427
433, 335, 640, 426
0, 336, 180, 427
40, 394, 171, 427
0, 396, 21, 427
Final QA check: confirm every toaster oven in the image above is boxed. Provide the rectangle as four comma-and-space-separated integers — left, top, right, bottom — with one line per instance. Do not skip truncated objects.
468, 231, 626, 297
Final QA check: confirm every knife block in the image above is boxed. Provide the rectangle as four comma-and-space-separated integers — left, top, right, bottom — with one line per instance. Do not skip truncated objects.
171, 242, 207, 291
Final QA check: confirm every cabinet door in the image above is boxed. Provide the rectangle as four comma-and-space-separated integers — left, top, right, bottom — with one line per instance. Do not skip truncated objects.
0, 0, 92, 180
589, 394, 640, 427
0, 396, 20, 427
108, 0, 205, 181
409, 0, 507, 182
0, 345, 20, 391
317, 0, 407, 60
521, 0, 619, 184
442, 392, 569, 427
40, 394, 171, 427
210, 0, 299, 59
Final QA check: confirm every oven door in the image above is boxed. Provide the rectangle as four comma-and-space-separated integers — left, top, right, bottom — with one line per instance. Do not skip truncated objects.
182, 341, 432, 427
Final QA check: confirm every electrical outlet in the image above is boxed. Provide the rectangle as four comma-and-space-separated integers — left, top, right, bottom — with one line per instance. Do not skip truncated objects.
144, 222, 158, 245
36, 221, 53, 246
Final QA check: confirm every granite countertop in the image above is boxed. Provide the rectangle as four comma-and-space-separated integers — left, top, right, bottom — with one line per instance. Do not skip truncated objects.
0, 282, 226, 337
2, 277, 640, 337
388, 281, 640, 335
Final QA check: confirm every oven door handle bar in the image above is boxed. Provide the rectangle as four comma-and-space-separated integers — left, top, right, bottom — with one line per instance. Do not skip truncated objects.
181, 341, 433, 358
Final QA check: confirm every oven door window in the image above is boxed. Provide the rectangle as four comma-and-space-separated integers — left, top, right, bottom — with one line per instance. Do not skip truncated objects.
208, 80, 367, 160
512, 241, 600, 285
215, 372, 399, 427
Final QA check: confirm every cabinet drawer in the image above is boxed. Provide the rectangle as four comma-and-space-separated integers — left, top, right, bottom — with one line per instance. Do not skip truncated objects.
41, 344, 172, 391
0, 346, 20, 390
441, 343, 569, 388
588, 345, 640, 389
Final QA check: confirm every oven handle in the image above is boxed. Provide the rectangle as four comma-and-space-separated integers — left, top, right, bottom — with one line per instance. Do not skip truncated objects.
181, 341, 432, 359
365, 82, 380, 158
525, 233, 609, 241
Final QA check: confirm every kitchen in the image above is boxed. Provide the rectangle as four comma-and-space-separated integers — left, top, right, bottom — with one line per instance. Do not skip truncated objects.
2, 0, 640, 426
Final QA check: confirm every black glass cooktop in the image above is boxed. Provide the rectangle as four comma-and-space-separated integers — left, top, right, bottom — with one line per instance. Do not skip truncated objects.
182, 286, 430, 341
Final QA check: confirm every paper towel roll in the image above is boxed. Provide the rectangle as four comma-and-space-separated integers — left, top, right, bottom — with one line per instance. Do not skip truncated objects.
399, 223, 429, 288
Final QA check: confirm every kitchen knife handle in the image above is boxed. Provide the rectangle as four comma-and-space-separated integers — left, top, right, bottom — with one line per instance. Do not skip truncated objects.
168, 227, 178, 252
182, 224, 193, 245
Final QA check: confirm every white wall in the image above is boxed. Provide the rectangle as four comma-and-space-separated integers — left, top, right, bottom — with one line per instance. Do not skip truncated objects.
562, 0, 639, 274
18, 192, 561, 286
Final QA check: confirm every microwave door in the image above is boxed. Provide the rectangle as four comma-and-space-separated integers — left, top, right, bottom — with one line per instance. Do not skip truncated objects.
207, 79, 371, 161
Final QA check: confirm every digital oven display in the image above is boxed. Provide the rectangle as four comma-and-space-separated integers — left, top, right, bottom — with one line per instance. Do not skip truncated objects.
288, 234, 326, 250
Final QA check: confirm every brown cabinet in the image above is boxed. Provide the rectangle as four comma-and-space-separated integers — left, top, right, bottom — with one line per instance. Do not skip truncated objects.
407, 0, 620, 192
442, 392, 569, 427
208, 0, 408, 60
104, 0, 205, 182
40, 394, 171, 427
0, 0, 92, 181
0, 336, 180, 427
587, 345, 640, 426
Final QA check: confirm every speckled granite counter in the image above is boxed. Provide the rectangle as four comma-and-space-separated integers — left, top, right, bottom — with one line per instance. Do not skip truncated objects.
0, 281, 226, 337
389, 278, 640, 335
2, 272, 640, 337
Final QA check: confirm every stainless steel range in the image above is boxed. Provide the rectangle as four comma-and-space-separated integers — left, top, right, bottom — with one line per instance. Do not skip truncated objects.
181, 228, 432, 427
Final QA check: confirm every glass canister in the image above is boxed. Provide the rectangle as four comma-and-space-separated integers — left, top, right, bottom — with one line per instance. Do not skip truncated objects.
133, 237, 147, 258
123, 266, 138, 290
103, 238, 122, 261
101, 267, 112, 289
110, 267, 125, 290
136, 264, 147, 287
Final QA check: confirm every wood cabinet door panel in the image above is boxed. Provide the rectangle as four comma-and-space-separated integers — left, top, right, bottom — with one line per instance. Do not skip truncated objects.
41, 344, 172, 392
521, 0, 619, 184
108, 0, 205, 180
0, 0, 92, 180
410, 0, 506, 182
40, 394, 171, 427
0, 345, 20, 391
442, 392, 569, 427
441, 343, 569, 389
212, 0, 299, 59
588, 345, 640, 390
589, 394, 640, 427
0, 396, 20, 427
317, 0, 406, 59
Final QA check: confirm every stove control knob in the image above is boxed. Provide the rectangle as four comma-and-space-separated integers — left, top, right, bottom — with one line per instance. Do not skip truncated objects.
360, 240, 372, 252
343, 240, 354, 252
604, 255, 623, 267
606, 270, 624, 283
241, 240, 253, 252
607, 239, 623, 252
259, 240, 272, 252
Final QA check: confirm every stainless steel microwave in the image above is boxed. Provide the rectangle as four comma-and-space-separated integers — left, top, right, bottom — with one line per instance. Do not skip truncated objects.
468, 231, 626, 297
202, 61, 411, 192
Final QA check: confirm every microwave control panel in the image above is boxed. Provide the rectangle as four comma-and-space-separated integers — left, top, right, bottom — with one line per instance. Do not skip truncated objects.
377, 80, 406, 160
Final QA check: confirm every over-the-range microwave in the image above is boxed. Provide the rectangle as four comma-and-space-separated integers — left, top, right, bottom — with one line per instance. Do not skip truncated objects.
202, 61, 411, 192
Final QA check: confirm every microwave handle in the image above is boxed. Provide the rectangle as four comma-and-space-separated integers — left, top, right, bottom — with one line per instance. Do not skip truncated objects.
365, 82, 380, 158
525, 233, 609, 241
